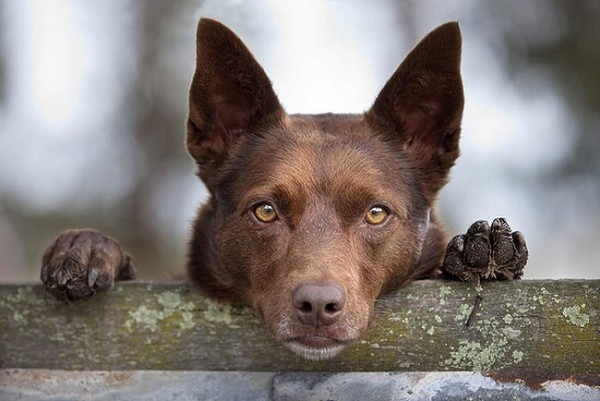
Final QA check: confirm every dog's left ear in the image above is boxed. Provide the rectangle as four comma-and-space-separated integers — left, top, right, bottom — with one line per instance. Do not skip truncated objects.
366, 22, 464, 195
187, 19, 285, 189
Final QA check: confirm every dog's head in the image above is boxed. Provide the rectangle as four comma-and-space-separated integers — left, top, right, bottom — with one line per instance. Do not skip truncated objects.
186, 19, 463, 360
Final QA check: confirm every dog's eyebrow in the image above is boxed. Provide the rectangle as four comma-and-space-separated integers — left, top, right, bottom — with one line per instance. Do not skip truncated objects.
272, 184, 307, 226
240, 182, 308, 226
332, 184, 409, 224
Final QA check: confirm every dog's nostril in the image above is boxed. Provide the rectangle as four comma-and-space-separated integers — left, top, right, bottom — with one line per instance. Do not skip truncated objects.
291, 282, 346, 328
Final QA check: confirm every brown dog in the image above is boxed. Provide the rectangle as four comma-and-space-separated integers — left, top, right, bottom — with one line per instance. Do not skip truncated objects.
41, 19, 528, 360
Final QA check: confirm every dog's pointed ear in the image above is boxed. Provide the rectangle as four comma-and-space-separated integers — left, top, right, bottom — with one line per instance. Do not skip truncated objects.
366, 22, 464, 194
187, 19, 284, 188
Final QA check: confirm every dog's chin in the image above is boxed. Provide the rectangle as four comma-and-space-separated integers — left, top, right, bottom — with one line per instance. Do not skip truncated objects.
284, 337, 348, 361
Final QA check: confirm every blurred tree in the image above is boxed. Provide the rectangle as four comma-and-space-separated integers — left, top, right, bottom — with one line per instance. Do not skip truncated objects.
0, 1, 6, 103
484, 0, 600, 183
112, 0, 197, 278
0, 1, 201, 279
2, 1, 598, 280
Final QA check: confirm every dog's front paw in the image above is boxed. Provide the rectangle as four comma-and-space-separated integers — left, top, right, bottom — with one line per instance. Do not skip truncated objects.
442, 218, 528, 282
41, 229, 135, 301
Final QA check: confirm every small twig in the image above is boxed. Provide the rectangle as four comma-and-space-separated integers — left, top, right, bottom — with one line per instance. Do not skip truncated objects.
465, 294, 482, 327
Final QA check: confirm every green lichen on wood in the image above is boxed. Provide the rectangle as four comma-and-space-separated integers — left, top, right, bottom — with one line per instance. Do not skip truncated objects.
562, 305, 590, 328
0, 280, 598, 372
438, 285, 452, 305
125, 291, 198, 334
454, 303, 473, 323
441, 287, 526, 371
512, 350, 524, 363
358, 279, 600, 373
203, 298, 234, 325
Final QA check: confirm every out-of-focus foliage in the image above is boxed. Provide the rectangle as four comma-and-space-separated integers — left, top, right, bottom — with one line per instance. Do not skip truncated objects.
490, 1, 600, 181
0, 1, 598, 280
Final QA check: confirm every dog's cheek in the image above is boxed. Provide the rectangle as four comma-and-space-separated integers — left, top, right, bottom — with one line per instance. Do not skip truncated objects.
342, 273, 378, 338
210, 219, 277, 298
229, 221, 291, 295
255, 288, 296, 340
362, 224, 421, 293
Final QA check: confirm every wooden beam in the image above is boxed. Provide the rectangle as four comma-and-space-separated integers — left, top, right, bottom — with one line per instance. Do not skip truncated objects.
1, 280, 598, 373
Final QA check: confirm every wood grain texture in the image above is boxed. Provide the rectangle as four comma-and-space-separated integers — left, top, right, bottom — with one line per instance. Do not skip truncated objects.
1, 280, 598, 373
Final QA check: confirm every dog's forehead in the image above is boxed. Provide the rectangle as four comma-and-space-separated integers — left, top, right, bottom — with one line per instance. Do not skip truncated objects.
270, 115, 386, 187
231, 114, 414, 217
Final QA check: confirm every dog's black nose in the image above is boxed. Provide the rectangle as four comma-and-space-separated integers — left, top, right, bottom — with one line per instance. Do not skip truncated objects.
292, 282, 346, 327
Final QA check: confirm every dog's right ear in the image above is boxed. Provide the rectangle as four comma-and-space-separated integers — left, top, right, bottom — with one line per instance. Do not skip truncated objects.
366, 22, 464, 196
187, 19, 284, 188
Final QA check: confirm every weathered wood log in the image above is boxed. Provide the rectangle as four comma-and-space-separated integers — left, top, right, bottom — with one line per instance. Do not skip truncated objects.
1, 280, 598, 374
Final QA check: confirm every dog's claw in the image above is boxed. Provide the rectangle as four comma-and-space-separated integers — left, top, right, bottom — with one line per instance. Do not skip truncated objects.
442, 218, 528, 282
87, 266, 99, 288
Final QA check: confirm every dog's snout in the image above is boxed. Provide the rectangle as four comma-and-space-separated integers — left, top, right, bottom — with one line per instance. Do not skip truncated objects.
291, 282, 346, 327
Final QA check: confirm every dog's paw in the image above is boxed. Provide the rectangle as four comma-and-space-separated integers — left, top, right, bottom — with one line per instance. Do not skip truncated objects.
41, 229, 135, 301
442, 218, 528, 282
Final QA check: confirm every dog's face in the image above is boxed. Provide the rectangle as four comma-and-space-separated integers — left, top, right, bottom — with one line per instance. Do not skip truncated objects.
186, 19, 463, 360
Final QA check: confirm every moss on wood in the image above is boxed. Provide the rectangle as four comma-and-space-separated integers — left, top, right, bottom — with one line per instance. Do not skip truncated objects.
0, 280, 598, 372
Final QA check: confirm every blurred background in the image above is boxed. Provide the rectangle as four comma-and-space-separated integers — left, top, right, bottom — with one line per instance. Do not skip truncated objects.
0, 0, 598, 281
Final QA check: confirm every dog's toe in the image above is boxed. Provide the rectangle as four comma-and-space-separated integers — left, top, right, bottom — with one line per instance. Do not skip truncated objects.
464, 220, 492, 272
442, 234, 472, 281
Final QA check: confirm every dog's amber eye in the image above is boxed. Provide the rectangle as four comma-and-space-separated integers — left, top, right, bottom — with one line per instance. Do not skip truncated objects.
253, 203, 278, 223
365, 206, 388, 225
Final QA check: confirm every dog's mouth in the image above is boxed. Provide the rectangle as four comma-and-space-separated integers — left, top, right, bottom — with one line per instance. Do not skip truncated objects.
284, 336, 353, 361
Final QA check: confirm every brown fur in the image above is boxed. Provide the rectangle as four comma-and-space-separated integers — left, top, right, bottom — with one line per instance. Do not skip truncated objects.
41, 18, 528, 360
185, 19, 463, 359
